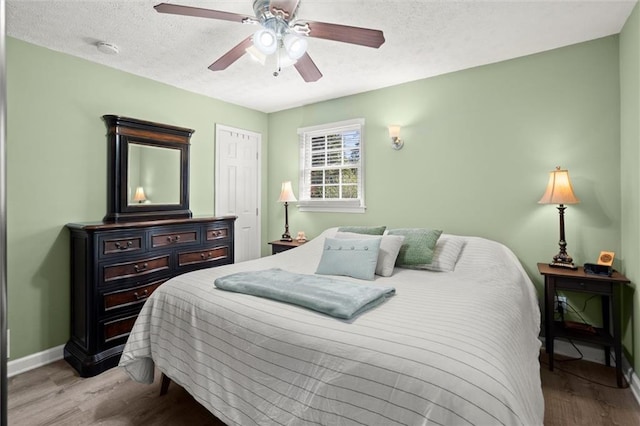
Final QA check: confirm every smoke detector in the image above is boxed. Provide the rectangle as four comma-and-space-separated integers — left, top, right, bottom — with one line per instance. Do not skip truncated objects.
96, 42, 119, 55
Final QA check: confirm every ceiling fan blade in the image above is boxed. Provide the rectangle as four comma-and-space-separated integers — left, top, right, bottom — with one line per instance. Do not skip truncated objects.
303, 21, 385, 48
154, 3, 252, 23
294, 53, 323, 82
269, 0, 300, 18
208, 37, 253, 71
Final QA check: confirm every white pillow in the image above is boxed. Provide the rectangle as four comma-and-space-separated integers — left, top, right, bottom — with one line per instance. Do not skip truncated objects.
335, 232, 405, 277
424, 236, 465, 272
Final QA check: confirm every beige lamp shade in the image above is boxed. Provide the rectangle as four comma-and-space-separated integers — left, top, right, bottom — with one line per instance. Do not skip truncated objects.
538, 167, 579, 205
278, 181, 297, 203
133, 186, 147, 202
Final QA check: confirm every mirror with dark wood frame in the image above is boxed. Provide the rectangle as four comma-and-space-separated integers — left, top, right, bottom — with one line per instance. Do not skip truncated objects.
103, 115, 194, 222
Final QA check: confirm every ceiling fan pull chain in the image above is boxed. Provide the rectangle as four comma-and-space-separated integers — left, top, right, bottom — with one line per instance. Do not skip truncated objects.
274, 49, 282, 77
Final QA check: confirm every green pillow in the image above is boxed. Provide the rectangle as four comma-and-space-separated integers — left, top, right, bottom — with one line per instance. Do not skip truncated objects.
337, 225, 386, 235
387, 228, 443, 266
316, 237, 382, 280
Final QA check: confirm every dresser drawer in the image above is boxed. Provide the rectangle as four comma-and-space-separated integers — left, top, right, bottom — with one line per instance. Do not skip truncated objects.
102, 314, 138, 344
102, 255, 170, 283
554, 277, 613, 294
205, 225, 230, 242
178, 246, 230, 267
151, 229, 198, 248
66, 216, 236, 377
99, 233, 144, 258
103, 279, 167, 312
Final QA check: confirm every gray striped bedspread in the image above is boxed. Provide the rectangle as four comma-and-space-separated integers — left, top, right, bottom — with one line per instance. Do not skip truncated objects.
120, 228, 544, 425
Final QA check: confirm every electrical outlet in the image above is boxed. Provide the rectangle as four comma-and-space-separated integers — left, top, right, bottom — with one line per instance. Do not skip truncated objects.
554, 296, 567, 313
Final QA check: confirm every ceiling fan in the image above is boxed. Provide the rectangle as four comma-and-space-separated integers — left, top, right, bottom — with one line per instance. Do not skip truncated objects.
154, 1, 386, 82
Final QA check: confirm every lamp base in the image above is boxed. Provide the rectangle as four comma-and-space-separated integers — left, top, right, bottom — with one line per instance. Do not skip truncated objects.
280, 232, 292, 242
549, 261, 578, 270
550, 248, 577, 270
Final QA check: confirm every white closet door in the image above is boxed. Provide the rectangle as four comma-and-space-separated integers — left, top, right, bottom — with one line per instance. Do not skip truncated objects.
215, 125, 261, 263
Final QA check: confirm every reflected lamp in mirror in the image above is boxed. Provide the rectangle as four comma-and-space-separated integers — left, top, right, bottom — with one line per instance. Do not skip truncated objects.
388, 125, 403, 150
538, 166, 580, 269
278, 181, 297, 242
133, 186, 147, 204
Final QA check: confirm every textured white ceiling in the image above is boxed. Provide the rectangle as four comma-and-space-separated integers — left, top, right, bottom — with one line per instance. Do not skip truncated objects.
6, 0, 637, 113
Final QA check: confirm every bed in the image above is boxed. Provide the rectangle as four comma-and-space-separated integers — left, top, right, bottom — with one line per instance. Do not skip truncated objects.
119, 227, 544, 425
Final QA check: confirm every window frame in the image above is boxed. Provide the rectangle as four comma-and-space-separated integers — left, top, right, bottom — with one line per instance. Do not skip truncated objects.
297, 118, 366, 213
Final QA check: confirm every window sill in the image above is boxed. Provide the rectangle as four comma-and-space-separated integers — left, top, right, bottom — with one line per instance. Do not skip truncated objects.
297, 202, 366, 214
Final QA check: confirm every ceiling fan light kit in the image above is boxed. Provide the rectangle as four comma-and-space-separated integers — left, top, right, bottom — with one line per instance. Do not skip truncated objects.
154, 0, 385, 82
253, 27, 278, 55
283, 33, 307, 60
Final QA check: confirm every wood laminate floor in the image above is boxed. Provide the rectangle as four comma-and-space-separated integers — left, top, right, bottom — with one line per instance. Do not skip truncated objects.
7, 352, 640, 425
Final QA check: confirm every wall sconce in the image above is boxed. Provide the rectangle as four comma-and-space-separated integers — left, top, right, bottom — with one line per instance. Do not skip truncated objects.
388, 125, 403, 150
133, 186, 147, 204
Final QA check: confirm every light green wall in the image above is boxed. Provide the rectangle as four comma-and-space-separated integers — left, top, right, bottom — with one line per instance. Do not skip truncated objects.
269, 36, 623, 344
7, 31, 636, 369
620, 3, 640, 373
6, 37, 269, 359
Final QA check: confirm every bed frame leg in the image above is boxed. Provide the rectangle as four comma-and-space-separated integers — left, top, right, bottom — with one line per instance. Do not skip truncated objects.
160, 373, 171, 396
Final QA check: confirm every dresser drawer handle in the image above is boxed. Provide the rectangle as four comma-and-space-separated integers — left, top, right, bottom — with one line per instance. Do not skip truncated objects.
133, 289, 149, 300
166, 235, 181, 243
200, 252, 213, 259
134, 262, 148, 272
115, 241, 133, 250
211, 230, 221, 237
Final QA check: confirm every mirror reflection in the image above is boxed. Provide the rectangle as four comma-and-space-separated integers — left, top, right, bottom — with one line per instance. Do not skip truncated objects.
127, 143, 181, 206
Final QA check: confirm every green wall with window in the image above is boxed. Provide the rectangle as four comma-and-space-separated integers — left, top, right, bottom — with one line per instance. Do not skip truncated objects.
268, 35, 628, 360
6, 37, 269, 360
6, 24, 638, 375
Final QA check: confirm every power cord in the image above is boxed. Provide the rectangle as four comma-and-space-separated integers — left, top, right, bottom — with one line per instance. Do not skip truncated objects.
577, 294, 598, 313
552, 336, 583, 363
544, 295, 625, 388
554, 290, 565, 322
566, 299, 595, 326
557, 300, 565, 322
540, 352, 625, 389
554, 292, 597, 332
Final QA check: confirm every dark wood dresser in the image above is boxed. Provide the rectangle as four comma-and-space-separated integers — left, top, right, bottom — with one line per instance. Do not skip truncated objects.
64, 216, 235, 377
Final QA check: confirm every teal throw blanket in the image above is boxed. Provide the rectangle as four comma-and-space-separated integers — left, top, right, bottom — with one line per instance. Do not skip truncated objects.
214, 268, 395, 319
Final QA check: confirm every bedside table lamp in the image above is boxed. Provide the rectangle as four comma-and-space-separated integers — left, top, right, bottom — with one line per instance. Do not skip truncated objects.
278, 181, 297, 242
538, 166, 580, 269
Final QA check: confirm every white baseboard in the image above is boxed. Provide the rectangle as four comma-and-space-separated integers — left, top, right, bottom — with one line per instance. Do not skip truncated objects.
542, 337, 640, 408
7, 344, 64, 378
623, 357, 640, 407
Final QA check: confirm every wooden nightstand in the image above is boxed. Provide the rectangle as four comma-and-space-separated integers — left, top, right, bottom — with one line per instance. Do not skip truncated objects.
268, 240, 306, 254
538, 263, 630, 387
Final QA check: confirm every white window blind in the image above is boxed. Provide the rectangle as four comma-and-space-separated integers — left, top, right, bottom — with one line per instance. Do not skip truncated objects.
298, 118, 365, 213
